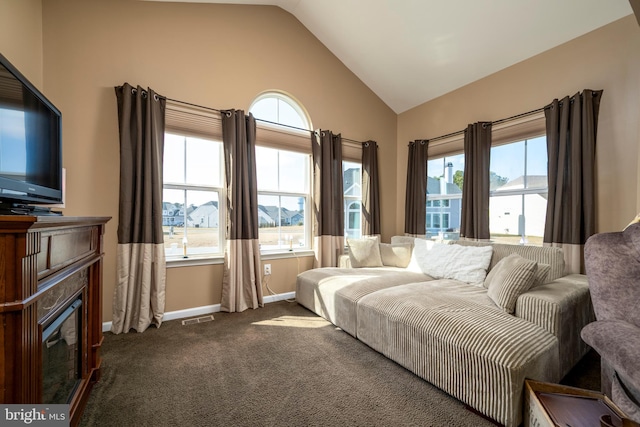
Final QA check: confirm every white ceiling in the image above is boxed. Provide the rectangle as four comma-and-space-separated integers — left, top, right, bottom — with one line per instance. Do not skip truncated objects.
147, 0, 633, 113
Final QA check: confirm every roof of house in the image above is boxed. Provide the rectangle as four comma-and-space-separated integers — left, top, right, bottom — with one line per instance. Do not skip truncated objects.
427, 176, 462, 195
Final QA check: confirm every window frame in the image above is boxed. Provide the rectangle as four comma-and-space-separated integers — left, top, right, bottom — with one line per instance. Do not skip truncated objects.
488, 135, 548, 246
250, 92, 314, 254
424, 111, 547, 243
162, 132, 225, 261
343, 160, 363, 240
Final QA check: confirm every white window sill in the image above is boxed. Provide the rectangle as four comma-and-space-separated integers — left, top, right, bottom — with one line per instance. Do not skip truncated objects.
166, 248, 314, 268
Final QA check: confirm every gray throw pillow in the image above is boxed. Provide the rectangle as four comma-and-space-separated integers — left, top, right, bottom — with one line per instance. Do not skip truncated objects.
532, 263, 552, 287
485, 253, 538, 314
347, 238, 383, 268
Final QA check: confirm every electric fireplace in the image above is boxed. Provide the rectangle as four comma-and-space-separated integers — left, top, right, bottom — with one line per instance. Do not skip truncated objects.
42, 298, 82, 404
0, 216, 110, 427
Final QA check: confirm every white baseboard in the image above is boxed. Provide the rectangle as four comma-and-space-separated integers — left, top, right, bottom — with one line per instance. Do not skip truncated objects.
102, 291, 296, 332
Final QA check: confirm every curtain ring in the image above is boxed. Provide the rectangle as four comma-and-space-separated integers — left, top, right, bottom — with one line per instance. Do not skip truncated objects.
153, 94, 159, 101
131, 88, 137, 95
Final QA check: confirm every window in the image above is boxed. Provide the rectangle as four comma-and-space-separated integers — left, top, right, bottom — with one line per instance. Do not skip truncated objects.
489, 136, 547, 245
250, 92, 312, 252
255, 147, 309, 250
163, 133, 224, 258
343, 161, 362, 239
427, 154, 464, 240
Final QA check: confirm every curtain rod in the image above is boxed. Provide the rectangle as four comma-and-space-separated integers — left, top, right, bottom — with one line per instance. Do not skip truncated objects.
421, 106, 545, 145
165, 96, 364, 145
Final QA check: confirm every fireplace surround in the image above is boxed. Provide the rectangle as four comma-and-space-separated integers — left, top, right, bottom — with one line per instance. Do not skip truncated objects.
0, 216, 110, 426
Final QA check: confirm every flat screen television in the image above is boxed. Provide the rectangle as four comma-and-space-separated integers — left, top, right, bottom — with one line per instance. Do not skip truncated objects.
0, 52, 63, 214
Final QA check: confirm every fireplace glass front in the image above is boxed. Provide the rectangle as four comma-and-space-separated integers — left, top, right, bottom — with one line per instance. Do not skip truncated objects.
41, 298, 82, 404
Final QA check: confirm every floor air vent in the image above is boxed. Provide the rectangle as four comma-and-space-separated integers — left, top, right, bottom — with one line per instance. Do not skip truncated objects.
181, 315, 214, 326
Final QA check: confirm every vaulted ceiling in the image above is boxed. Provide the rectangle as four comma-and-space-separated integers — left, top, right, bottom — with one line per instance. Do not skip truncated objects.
146, 0, 634, 113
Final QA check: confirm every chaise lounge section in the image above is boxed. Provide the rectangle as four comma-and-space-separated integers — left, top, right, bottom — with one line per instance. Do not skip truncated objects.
296, 237, 594, 426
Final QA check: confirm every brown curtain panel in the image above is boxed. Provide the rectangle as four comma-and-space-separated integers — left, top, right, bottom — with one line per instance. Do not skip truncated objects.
362, 140, 381, 237
112, 83, 166, 334
221, 109, 263, 312
544, 89, 603, 274
460, 122, 492, 240
312, 130, 344, 267
404, 140, 427, 236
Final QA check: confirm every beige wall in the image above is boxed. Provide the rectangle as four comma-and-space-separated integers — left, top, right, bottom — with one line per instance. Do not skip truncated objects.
397, 15, 640, 234
0, 0, 43, 88
6, 0, 639, 323
39, 0, 397, 322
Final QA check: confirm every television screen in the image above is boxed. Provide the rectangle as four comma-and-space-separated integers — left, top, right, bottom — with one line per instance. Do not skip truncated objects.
0, 52, 63, 206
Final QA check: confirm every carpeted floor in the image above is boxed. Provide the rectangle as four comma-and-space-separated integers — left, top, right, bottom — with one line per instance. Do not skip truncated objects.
80, 300, 599, 427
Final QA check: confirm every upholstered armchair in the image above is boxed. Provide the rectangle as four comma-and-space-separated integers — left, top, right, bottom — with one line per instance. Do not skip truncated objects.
581, 223, 640, 423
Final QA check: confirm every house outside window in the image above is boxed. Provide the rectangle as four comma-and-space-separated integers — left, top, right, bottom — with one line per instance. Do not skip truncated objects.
427, 154, 463, 240
250, 92, 312, 251
489, 135, 547, 245
162, 133, 224, 258
343, 161, 362, 239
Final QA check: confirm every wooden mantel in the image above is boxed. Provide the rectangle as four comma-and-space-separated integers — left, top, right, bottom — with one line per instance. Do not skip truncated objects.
0, 215, 110, 426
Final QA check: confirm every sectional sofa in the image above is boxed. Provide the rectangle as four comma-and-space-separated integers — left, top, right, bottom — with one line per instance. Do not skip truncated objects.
295, 237, 594, 427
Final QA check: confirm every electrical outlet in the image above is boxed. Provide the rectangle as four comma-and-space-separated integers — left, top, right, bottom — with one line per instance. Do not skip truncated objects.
264, 264, 271, 276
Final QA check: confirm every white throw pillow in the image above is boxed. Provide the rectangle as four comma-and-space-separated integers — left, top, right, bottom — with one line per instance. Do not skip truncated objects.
416, 243, 493, 285
406, 238, 435, 273
346, 238, 383, 268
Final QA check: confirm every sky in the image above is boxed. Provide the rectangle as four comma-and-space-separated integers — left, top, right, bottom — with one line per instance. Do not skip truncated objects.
428, 135, 547, 185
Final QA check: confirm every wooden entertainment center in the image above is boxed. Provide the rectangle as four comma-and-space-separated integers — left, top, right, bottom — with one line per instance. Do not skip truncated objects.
0, 216, 110, 426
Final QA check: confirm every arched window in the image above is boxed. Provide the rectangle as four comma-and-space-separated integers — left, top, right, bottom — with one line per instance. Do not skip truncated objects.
250, 92, 312, 252
346, 201, 361, 239
250, 92, 311, 130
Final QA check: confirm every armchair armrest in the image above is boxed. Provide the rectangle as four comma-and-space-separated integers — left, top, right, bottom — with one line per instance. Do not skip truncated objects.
581, 320, 640, 389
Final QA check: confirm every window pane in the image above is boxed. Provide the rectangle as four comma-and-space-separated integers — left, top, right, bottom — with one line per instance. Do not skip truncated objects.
490, 194, 522, 242
525, 136, 547, 189
427, 154, 463, 240
186, 137, 221, 187
433, 214, 441, 229
343, 162, 361, 197
258, 194, 306, 250
490, 141, 524, 190
256, 146, 279, 191
345, 201, 361, 239
256, 147, 308, 193
164, 134, 185, 184
522, 193, 547, 244
428, 154, 464, 196
489, 137, 548, 246
279, 150, 308, 193
163, 189, 221, 256
250, 98, 278, 123
277, 99, 306, 129
343, 161, 362, 239
250, 94, 309, 130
